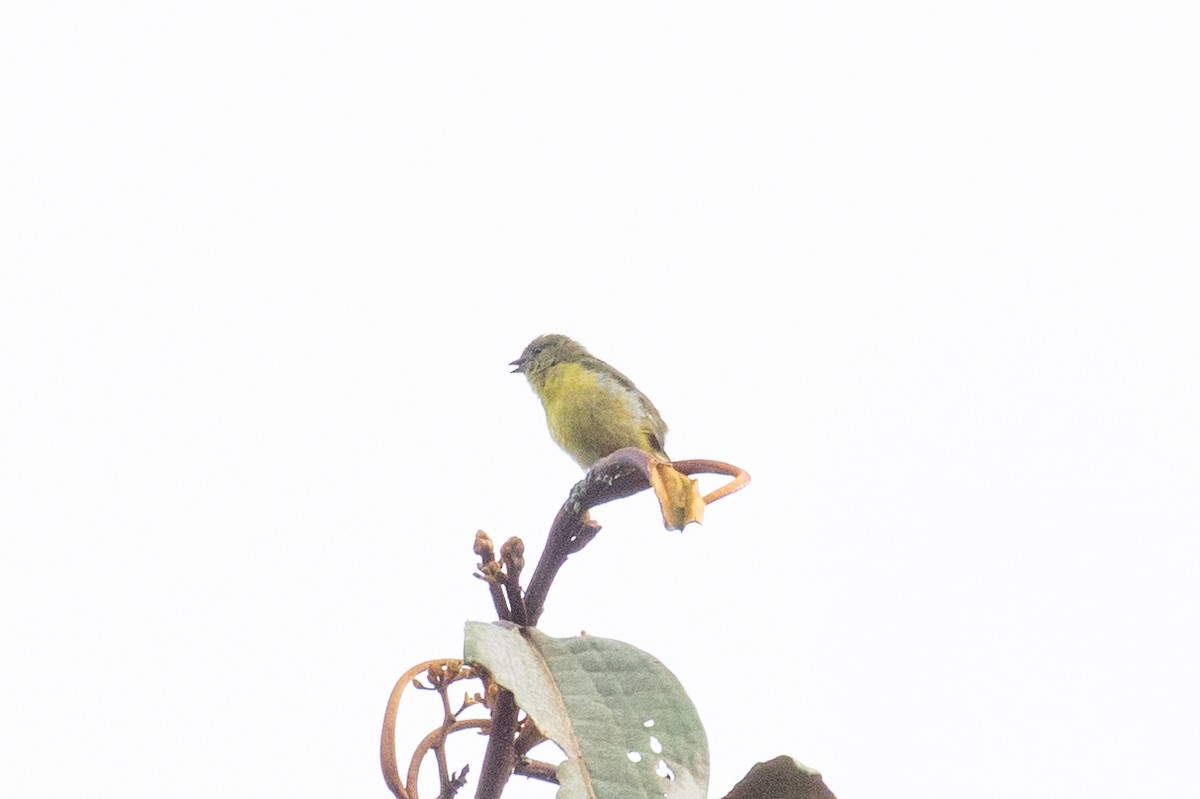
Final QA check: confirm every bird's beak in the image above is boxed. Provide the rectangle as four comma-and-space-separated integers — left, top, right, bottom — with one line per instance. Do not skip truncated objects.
509, 358, 525, 374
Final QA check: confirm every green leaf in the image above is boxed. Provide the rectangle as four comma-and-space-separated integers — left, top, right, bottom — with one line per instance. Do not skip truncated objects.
465, 621, 709, 799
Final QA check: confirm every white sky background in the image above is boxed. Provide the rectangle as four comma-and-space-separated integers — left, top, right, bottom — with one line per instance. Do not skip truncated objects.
2, 3, 1197, 797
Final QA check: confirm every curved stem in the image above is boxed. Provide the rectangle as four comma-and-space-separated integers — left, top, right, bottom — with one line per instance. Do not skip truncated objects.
406, 718, 492, 799
670, 458, 751, 504
382, 660, 455, 799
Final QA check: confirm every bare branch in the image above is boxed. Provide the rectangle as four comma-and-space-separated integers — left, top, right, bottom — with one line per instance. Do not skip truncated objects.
514, 758, 559, 783
404, 451, 749, 799
473, 690, 518, 799
523, 447, 659, 625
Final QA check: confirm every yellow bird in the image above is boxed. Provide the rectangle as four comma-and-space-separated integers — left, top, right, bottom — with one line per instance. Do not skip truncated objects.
510, 334, 704, 529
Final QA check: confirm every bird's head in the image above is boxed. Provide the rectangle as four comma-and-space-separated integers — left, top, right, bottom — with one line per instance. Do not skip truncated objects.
510, 334, 588, 378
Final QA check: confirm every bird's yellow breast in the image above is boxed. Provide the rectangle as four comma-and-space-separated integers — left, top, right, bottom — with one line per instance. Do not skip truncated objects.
534, 361, 659, 468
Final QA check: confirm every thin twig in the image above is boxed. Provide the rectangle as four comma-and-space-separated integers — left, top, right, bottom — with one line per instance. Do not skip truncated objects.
407, 719, 491, 799
500, 538, 527, 626
514, 758, 559, 783
437, 765, 471, 799
474, 531, 512, 622
383, 661, 481, 799
433, 682, 457, 793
